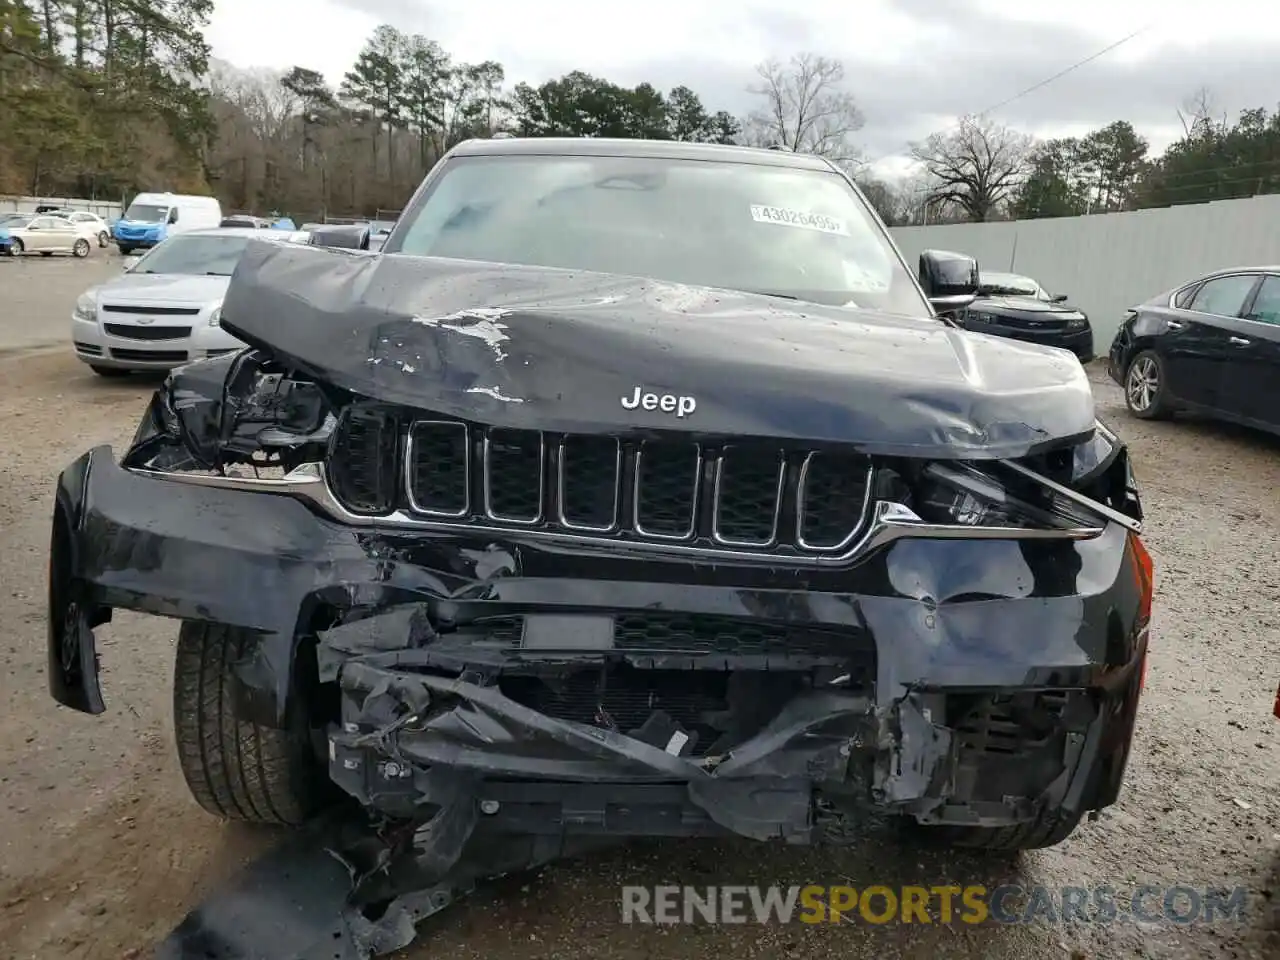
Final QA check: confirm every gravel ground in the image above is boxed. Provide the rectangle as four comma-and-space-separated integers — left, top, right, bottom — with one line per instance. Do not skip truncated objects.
0, 256, 1276, 959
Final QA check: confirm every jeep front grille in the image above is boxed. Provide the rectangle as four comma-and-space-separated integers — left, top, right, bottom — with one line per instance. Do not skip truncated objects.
327, 411, 874, 557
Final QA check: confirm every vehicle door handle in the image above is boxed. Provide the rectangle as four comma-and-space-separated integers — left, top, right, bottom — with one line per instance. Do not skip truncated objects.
1229, 336, 1251, 346
1165, 319, 1185, 330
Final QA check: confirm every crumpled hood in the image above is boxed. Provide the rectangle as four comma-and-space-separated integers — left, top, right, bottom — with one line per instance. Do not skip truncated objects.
219, 240, 1096, 458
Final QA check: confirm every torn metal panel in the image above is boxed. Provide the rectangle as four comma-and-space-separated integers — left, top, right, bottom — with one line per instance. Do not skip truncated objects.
153, 812, 606, 959
218, 239, 1096, 458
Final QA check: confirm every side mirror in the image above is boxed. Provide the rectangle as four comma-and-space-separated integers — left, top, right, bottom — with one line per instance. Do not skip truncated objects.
918, 249, 979, 313
167, 209, 178, 224
1051, 293, 1069, 303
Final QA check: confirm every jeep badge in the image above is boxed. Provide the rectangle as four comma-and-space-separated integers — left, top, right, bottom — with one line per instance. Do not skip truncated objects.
621, 386, 696, 418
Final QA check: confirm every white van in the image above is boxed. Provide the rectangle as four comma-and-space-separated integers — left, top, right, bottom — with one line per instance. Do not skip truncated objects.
112, 193, 223, 254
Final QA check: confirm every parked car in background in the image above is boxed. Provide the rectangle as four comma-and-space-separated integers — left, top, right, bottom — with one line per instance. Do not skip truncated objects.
956, 270, 1094, 362
0, 215, 92, 257
1108, 266, 1280, 434
61, 211, 112, 247
71, 228, 301, 376
113, 193, 223, 254
220, 215, 271, 229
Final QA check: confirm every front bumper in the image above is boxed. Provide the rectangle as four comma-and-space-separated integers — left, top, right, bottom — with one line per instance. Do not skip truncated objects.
114, 232, 162, 249
968, 323, 1095, 362
71, 315, 244, 369
49, 447, 1149, 840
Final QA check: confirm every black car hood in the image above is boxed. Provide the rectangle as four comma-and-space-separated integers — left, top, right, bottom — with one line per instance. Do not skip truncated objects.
219, 241, 1095, 459
976, 295, 1085, 317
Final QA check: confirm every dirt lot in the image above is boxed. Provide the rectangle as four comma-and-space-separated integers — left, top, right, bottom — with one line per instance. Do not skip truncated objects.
0, 252, 1277, 959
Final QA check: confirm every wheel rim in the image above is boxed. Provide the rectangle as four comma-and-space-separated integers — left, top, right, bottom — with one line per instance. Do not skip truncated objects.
75, 240, 88, 256
1126, 356, 1158, 411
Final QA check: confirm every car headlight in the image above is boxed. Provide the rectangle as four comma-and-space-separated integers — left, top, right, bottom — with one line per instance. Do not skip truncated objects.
913, 462, 1100, 530
965, 311, 996, 325
73, 291, 97, 322
1066, 316, 1087, 330
208, 306, 221, 328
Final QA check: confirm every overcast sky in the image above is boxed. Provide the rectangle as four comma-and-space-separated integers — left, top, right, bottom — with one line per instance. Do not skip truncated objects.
206, 0, 1276, 176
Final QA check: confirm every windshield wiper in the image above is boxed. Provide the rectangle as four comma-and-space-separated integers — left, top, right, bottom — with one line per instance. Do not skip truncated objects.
745, 290, 801, 301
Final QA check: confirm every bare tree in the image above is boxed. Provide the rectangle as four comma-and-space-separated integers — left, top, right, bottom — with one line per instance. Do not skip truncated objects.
744, 53, 864, 168
910, 115, 1032, 222
1176, 86, 1226, 140
854, 175, 911, 226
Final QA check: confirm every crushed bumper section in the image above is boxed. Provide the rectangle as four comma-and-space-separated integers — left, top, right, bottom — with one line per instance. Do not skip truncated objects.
49, 445, 1149, 845
322, 610, 877, 843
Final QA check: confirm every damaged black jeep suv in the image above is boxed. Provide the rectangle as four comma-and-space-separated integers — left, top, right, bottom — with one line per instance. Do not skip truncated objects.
49, 138, 1152, 856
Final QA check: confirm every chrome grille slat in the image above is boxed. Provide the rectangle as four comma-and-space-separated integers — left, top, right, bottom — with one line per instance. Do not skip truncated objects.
483, 428, 545, 525
405, 421, 469, 517
711, 446, 786, 547
796, 451, 875, 551
558, 436, 622, 532
633, 440, 702, 541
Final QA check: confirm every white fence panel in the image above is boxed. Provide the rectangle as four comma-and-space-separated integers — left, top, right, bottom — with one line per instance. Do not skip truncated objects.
889, 195, 1280, 348
0, 195, 124, 220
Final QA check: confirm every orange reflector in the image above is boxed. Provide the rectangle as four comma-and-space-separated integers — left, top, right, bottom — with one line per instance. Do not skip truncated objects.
1127, 531, 1154, 626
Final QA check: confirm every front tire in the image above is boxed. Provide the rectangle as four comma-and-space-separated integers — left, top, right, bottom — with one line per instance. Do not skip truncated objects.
905, 807, 1085, 852
97, 231, 108, 248
1124, 349, 1173, 420
116, 244, 133, 256
9, 238, 23, 255
72, 238, 90, 258
172, 621, 327, 825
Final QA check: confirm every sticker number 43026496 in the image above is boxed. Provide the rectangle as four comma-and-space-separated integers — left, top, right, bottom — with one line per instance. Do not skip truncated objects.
749, 204, 849, 236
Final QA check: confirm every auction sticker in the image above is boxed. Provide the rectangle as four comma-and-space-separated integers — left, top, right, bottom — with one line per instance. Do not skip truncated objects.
749, 204, 849, 236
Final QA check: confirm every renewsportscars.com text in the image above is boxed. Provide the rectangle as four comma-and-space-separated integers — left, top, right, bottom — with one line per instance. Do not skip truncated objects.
620, 884, 1249, 925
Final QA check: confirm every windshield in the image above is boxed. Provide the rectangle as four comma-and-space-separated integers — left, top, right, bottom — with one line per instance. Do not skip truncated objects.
390, 154, 927, 315
133, 234, 252, 276
979, 272, 1045, 298
124, 203, 169, 223
3, 216, 32, 228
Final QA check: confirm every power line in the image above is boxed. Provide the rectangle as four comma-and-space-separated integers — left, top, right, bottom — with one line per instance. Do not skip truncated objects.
865, 21, 1156, 170
973, 23, 1154, 119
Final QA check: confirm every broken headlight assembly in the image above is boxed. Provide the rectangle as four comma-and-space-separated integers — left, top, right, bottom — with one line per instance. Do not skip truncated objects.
874, 422, 1140, 541
126, 350, 336, 477
912, 461, 1102, 530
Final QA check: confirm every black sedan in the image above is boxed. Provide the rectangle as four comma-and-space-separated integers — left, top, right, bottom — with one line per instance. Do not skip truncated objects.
957, 271, 1094, 361
1108, 266, 1280, 434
